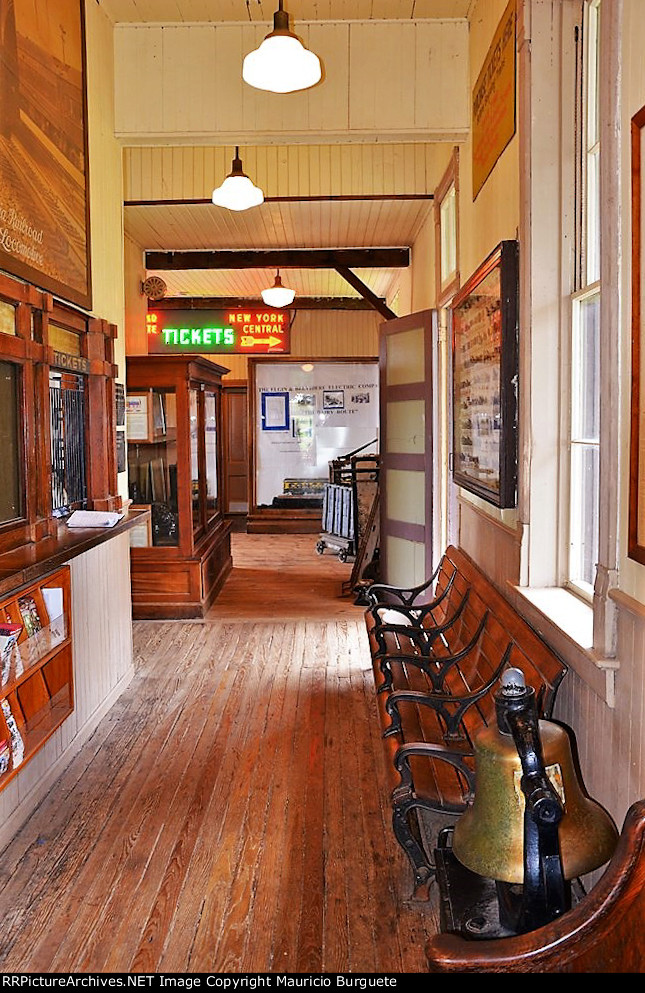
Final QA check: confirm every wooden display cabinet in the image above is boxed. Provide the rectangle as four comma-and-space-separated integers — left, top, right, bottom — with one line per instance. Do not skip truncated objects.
0, 566, 74, 790
126, 355, 232, 619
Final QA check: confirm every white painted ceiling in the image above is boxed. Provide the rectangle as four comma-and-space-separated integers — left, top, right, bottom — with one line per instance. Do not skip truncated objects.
114, 0, 469, 304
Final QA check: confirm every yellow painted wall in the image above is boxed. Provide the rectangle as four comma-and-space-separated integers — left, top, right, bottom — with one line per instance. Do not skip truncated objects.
454, 0, 520, 533
84, 0, 128, 503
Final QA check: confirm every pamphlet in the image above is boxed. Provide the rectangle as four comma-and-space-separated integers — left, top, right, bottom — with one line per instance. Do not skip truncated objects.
66, 510, 124, 529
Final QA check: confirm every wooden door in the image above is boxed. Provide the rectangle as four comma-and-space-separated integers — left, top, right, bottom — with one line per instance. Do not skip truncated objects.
222, 385, 249, 517
379, 310, 439, 588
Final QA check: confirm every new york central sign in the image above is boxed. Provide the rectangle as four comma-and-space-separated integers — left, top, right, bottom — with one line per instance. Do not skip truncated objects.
146, 308, 291, 355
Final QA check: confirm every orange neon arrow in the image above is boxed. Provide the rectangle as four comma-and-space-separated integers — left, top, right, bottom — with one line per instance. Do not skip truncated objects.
240, 335, 283, 348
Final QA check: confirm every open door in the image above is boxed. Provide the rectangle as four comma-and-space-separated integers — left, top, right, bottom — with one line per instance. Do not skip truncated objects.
379, 310, 440, 588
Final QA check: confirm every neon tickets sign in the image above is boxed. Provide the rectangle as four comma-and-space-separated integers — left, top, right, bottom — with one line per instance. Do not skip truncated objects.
146, 308, 291, 354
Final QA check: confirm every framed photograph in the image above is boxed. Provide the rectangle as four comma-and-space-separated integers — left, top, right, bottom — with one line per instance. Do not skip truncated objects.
451, 240, 519, 508
323, 390, 345, 410
0, 1, 92, 309
629, 106, 645, 562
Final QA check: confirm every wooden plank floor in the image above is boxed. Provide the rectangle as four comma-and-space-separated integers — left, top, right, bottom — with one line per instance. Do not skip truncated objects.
0, 535, 442, 973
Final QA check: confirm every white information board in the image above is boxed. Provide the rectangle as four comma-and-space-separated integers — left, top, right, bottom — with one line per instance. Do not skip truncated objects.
254, 361, 379, 507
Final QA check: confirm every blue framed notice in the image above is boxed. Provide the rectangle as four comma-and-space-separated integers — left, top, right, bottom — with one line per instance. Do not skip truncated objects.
261, 391, 290, 431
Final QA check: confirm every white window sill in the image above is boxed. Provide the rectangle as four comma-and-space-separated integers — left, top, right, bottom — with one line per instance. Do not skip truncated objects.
507, 584, 618, 707
515, 586, 593, 649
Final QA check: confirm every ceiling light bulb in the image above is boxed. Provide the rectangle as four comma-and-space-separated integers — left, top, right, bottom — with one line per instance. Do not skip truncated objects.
243, 3, 322, 94
212, 148, 264, 211
261, 271, 295, 308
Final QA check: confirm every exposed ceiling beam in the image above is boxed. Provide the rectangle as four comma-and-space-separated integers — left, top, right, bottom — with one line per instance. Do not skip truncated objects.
152, 296, 379, 311
335, 266, 397, 320
145, 248, 410, 270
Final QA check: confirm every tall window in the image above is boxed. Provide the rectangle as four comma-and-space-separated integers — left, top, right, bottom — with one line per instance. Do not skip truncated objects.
567, 0, 601, 596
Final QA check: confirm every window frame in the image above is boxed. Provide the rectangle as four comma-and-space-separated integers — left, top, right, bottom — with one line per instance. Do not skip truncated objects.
0, 269, 121, 556
434, 147, 461, 307
562, 0, 602, 604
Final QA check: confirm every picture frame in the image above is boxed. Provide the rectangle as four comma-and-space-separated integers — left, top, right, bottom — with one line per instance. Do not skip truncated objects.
261, 391, 290, 432
451, 240, 519, 508
0, 0, 92, 309
629, 106, 645, 563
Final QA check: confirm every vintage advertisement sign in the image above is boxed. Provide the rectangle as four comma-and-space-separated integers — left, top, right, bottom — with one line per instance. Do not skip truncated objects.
0, 0, 91, 308
472, 0, 517, 200
146, 308, 291, 355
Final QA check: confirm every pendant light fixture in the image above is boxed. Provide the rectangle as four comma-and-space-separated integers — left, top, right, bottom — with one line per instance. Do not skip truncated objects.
211, 147, 264, 211
242, 1, 322, 94
261, 270, 295, 308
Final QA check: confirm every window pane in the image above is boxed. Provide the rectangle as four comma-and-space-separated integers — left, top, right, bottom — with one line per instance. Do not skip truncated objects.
49, 371, 87, 513
586, 147, 600, 285
440, 185, 457, 286
0, 362, 22, 522
571, 291, 600, 441
569, 442, 599, 588
0, 301, 17, 337
205, 391, 218, 520
49, 324, 81, 356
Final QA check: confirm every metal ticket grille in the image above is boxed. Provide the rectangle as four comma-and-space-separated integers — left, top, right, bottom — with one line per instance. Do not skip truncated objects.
49, 371, 88, 514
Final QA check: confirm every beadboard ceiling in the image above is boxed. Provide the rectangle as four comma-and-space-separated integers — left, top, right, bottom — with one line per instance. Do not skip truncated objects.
113, 0, 468, 304
100, 1, 473, 24
127, 197, 432, 303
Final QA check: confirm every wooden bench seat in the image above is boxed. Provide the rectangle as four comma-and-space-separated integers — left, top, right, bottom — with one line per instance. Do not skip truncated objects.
363, 545, 568, 896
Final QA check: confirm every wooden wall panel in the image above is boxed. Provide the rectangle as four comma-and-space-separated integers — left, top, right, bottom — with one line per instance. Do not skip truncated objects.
114, 21, 469, 142
458, 497, 522, 588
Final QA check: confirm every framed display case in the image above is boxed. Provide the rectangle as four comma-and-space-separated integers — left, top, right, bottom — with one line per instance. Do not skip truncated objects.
126, 356, 232, 618
451, 240, 519, 508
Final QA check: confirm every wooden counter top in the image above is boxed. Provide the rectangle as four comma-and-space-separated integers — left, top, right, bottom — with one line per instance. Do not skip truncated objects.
0, 508, 151, 598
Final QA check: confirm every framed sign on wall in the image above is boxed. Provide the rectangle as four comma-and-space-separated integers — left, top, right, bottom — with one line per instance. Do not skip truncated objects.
451, 240, 519, 508
0, 0, 91, 309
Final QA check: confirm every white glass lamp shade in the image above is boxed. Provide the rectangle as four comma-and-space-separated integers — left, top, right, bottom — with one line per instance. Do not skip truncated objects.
261, 272, 295, 308
212, 151, 264, 211
243, 35, 322, 94
242, 4, 322, 94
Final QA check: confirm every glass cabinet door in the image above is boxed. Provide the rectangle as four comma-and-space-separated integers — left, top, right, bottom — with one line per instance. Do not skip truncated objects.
127, 388, 179, 546
190, 387, 203, 537
205, 391, 218, 523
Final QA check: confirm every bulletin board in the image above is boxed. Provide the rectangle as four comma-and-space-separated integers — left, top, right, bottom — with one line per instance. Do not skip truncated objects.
250, 358, 379, 510
451, 240, 519, 508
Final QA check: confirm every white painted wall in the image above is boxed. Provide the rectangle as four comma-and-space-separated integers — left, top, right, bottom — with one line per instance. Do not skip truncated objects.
114, 19, 469, 144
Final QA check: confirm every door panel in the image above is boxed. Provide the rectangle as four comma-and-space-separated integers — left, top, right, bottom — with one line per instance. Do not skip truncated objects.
379, 310, 438, 589
222, 386, 248, 515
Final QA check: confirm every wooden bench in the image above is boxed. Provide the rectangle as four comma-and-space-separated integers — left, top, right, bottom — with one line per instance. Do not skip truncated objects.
363, 545, 568, 896
425, 798, 645, 973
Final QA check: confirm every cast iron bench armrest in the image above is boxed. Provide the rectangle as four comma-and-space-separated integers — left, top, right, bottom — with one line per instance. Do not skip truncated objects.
367, 569, 458, 623
371, 588, 472, 660
376, 610, 490, 694
364, 560, 448, 607
392, 741, 476, 806
383, 643, 514, 741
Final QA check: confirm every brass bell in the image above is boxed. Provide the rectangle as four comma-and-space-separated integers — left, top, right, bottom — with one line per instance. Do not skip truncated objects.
453, 669, 619, 886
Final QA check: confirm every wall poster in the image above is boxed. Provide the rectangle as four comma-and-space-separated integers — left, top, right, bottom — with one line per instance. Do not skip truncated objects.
472, 0, 517, 200
251, 359, 379, 510
451, 240, 519, 508
0, 0, 91, 309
